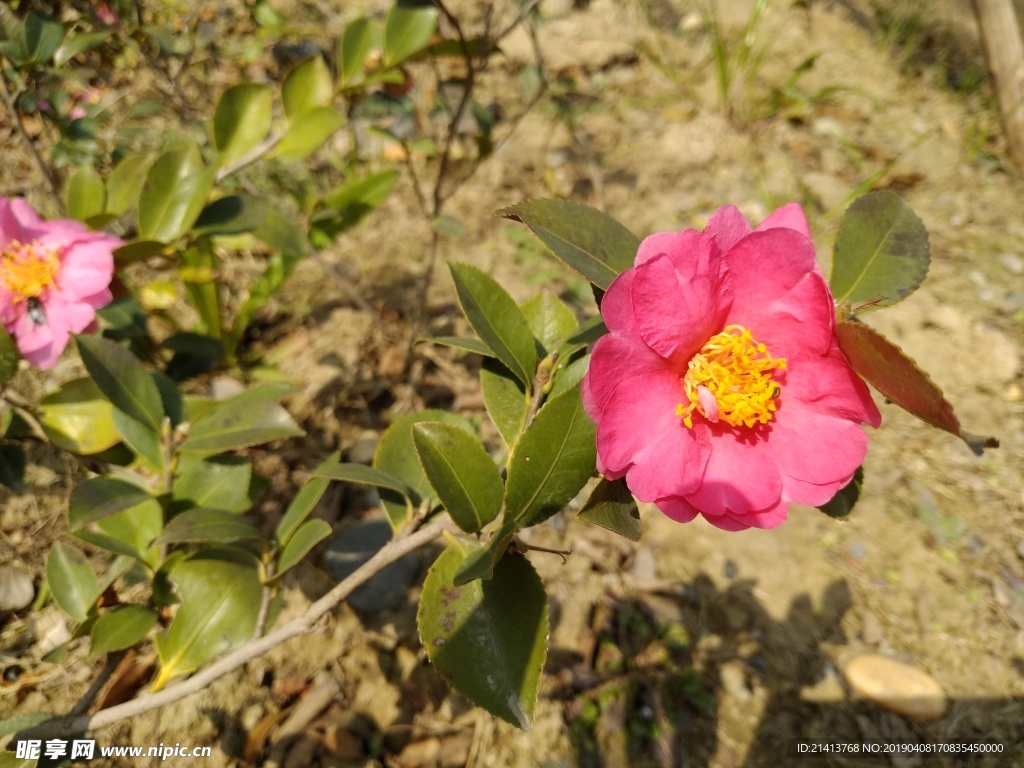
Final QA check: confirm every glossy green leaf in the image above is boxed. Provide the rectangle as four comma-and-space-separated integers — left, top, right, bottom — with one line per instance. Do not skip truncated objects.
420, 335, 495, 358
830, 191, 930, 313
193, 195, 269, 237
69, 477, 151, 530
311, 170, 400, 246
66, 166, 105, 221
38, 377, 120, 454
54, 29, 110, 66
282, 55, 333, 120
449, 262, 537, 388
153, 371, 185, 427
113, 239, 166, 267
496, 199, 640, 290
276, 518, 331, 576
76, 498, 162, 567
76, 334, 163, 432
23, 10, 63, 64
180, 238, 221, 339
337, 17, 382, 88
578, 478, 641, 541
90, 605, 159, 656
0, 326, 18, 384
46, 542, 99, 623
550, 354, 589, 397
158, 509, 262, 544
412, 422, 503, 533
521, 291, 578, 356
383, 6, 437, 67
105, 151, 152, 216
505, 387, 597, 527
374, 410, 474, 528
418, 539, 547, 730
274, 106, 345, 161
180, 388, 304, 454
481, 359, 528, 448
837, 320, 998, 455
255, 207, 308, 257
817, 466, 863, 519
137, 141, 215, 242
276, 467, 331, 549
557, 315, 607, 358
0, 443, 25, 492
311, 460, 412, 499
112, 408, 164, 468
172, 455, 252, 513
213, 83, 273, 166
453, 519, 517, 586
153, 549, 262, 689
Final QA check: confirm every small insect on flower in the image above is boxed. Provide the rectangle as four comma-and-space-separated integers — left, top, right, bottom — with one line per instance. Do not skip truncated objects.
26, 297, 46, 326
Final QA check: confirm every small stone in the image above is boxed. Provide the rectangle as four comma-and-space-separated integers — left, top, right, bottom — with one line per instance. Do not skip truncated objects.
800, 667, 845, 703
321, 516, 418, 613
723, 559, 738, 579
0, 565, 34, 611
210, 376, 245, 400
848, 541, 867, 560
396, 737, 441, 767
346, 431, 379, 466
843, 654, 947, 720
719, 660, 750, 702
861, 611, 883, 645
629, 547, 656, 582
999, 252, 1024, 275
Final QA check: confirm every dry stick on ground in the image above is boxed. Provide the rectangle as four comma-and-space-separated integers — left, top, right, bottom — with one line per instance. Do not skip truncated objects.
972, 0, 1024, 167
13, 516, 453, 743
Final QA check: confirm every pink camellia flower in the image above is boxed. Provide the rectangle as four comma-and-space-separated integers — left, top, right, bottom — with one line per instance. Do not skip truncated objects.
0, 198, 120, 369
581, 204, 881, 531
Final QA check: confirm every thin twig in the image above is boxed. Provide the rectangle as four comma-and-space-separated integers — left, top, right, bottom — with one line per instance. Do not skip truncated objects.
68, 652, 125, 717
0, 74, 65, 215
13, 517, 453, 742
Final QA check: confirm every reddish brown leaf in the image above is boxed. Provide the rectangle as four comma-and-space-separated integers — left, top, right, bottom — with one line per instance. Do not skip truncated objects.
837, 320, 998, 455
97, 650, 156, 710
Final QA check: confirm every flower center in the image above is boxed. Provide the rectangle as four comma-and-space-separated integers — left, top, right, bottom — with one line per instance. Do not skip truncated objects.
677, 325, 786, 429
1, 240, 61, 302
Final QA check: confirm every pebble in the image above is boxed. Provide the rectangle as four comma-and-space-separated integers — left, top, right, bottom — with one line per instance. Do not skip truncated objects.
860, 611, 883, 645
321, 516, 419, 613
843, 654, 947, 720
999, 252, 1024, 275
0, 565, 34, 611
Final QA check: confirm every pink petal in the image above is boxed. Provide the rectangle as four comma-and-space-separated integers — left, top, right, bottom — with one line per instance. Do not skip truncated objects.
703, 205, 752, 254
683, 426, 783, 516
12, 309, 69, 369
756, 202, 810, 238
596, 370, 709, 499
631, 250, 731, 364
722, 229, 833, 358
722, 497, 789, 530
583, 331, 670, 420
784, 352, 881, 426
600, 269, 640, 335
57, 242, 115, 300
655, 495, 701, 524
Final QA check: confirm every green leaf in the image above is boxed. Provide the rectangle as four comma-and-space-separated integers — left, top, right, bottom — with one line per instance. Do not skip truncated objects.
374, 410, 474, 528
837, 320, 998, 455
557, 315, 608, 358
69, 477, 151, 530
105, 151, 152, 216
817, 466, 863, 519
0, 711, 53, 740
276, 518, 331, 576
76, 498, 162, 567
153, 549, 262, 689
282, 55, 334, 120
153, 370, 185, 427
0, 443, 25, 492
46, 542, 99, 623
453, 519, 517, 586
111, 408, 164, 468
418, 539, 547, 730
276, 469, 330, 548
137, 141, 215, 242
311, 460, 413, 499
193, 195, 269, 237
158, 509, 263, 545
0, 325, 18, 384
23, 10, 63, 64
481, 359, 528, 448
255, 207, 308, 257
412, 422, 503, 533
496, 199, 640, 290
113, 239, 166, 267
179, 389, 304, 454
420, 335, 495, 358
274, 106, 345, 161
213, 83, 273, 166
521, 291, 578, 356
311, 170, 400, 245
172, 455, 252, 513
76, 334, 164, 432
550, 354, 589, 397
54, 29, 110, 66
578, 478, 641, 541
66, 166, 105, 221
505, 386, 597, 527
337, 17, 382, 88
830, 190, 930, 313
383, 6, 437, 67
449, 262, 537, 388
90, 606, 159, 656
180, 238, 221, 339
38, 377, 120, 454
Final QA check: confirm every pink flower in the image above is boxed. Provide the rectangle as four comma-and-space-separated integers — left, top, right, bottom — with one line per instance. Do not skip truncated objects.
582, 204, 881, 531
0, 198, 120, 369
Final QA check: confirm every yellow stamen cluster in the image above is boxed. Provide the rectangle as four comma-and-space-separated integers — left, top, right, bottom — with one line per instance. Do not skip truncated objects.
1, 240, 61, 302
677, 325, 786, 429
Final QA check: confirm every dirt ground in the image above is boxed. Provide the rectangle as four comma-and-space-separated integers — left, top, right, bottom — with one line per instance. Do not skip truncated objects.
2, 0, 1024, 766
